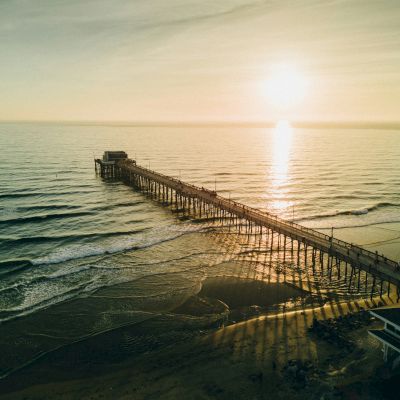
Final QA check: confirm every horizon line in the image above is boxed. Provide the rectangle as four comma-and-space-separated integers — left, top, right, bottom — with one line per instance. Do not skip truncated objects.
1, 119, 400, 129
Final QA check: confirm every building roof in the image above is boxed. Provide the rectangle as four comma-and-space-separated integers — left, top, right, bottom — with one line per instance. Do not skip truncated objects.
369, 329, 400, 352
104, 151, 127, 156
370, 306, 400, 326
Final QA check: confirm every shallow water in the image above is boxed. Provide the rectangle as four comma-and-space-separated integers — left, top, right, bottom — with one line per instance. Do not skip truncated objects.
0, 122, 399, 376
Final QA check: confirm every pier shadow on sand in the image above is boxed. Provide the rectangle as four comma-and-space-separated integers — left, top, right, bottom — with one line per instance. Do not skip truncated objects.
0, 219, 399, 399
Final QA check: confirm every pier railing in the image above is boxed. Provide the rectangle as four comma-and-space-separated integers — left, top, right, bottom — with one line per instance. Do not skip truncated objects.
95, 156, 400, 291
119, 161, 398, 271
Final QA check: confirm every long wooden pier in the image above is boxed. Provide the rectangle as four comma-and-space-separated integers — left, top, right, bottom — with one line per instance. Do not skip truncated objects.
95, 155, 400, 299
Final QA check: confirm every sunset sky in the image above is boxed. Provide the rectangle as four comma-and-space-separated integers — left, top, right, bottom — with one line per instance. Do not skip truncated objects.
1, 0, 400, 122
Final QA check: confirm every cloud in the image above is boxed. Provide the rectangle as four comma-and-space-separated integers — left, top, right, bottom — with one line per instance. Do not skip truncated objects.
1, 0, 400, 121
0, 0, 263, 30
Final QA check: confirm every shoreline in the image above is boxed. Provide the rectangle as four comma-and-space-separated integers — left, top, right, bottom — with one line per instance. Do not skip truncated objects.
0, 282, 397, 399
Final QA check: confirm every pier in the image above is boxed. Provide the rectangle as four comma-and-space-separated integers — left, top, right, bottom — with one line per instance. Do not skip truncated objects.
95, 153, 400, 300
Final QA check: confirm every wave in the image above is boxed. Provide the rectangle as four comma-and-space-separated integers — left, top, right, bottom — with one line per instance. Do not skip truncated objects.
0, 280, 98, 324
0, 228, 151, 249
0, 211, 95, 225
299, 202, 399, 222
0, 259, 33, 269
13, 204, 82, 212
0, 259, 33, 276
0, 189, 99, 199
0, 192, 47, 199
311, 219, 400, 230
91, 200, 147, 212
31, 227, 201, 266
0, 265, 94, 296
0, 252, 207, 324
1, 201, 145, 218
368, 202, 399, 211
1, 249, 215, 296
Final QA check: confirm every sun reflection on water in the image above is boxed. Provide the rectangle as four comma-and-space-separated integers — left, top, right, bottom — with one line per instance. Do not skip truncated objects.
270, 120, 293, 214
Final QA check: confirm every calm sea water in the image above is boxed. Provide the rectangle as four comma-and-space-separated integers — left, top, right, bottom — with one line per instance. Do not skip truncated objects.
0, 122, 400, 375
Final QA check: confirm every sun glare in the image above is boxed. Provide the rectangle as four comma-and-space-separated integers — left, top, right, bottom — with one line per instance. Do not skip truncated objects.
269, 120, 293, 213
264, 65, 309, 108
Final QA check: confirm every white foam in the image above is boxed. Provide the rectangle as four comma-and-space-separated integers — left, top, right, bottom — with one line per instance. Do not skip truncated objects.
31, 224, 202, 266
351, 208, 369, 215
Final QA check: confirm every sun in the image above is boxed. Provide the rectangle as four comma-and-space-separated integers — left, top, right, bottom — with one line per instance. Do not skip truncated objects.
263, 65, 309, 108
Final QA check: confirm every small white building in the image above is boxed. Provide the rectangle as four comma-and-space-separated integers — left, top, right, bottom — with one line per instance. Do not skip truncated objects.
369, 306, 400, 368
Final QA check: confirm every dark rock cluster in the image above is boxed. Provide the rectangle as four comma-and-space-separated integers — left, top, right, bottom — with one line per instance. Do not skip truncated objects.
309, 310, 373, 350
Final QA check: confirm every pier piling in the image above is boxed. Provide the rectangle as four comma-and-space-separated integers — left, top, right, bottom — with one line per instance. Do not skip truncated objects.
95, 154, 400, 297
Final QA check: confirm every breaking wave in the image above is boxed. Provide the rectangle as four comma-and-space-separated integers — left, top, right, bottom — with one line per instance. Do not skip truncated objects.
298, 202, 399, 222
31, 226, 202, 266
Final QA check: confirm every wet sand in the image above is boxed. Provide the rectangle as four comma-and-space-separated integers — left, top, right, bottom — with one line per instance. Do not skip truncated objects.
0, 276, 398, 400
198, 276, 307, 308
175, 276, 317, 325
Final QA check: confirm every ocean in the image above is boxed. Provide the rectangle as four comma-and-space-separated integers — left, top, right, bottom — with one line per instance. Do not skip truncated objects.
0, 121, 399, 378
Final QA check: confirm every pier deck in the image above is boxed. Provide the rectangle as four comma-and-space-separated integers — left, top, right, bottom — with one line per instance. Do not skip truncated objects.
95, 156, 400, 296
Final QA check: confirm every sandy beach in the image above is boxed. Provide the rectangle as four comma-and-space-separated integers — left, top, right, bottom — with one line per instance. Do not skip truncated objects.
0, 275, 397, 400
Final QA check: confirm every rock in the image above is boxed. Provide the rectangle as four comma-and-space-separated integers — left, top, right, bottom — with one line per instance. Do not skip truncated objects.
287, 365, 298, 376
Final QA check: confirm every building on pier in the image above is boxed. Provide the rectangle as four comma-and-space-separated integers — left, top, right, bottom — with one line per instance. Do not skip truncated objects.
369, 306, 400, 368
102, 151, 128, 163
95, 151, 131, 179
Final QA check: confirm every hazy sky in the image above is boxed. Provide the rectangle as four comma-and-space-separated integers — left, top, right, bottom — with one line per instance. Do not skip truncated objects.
1, 0, 400, 122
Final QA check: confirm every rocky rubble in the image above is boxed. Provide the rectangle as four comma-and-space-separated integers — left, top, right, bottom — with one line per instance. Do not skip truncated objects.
308, 309, 373, 351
